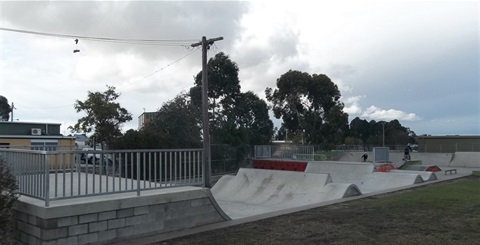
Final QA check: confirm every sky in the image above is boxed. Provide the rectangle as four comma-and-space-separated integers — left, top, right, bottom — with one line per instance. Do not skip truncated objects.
0, 0, 478, 137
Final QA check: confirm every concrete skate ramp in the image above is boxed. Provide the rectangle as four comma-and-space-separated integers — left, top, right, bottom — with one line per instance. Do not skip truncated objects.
211, 168, 361, 219
390, 170, 437, 181
450, 152, 480, 168
305, 161, 423, 194
335, 152, 455, 167
304, 161, 375, 180
397, 160, 422, 169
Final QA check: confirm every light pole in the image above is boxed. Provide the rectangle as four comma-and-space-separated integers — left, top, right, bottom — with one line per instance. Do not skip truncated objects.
382, 122, 385, 147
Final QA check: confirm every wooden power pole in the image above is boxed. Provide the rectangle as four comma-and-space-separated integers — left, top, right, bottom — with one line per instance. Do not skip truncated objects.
191, 36, 223, 188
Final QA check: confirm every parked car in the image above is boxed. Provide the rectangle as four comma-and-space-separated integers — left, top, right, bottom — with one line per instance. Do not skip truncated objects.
80, 148, 112, 165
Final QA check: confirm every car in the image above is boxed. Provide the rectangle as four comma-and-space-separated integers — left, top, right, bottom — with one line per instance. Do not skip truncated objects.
80, 148, 112, 165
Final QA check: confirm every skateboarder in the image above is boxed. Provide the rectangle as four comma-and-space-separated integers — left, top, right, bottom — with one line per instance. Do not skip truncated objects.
403, 144, 413, 161
361, 153, 368, 162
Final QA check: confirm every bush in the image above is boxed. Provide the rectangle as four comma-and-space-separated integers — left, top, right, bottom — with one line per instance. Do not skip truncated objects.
0, 158, 18, 244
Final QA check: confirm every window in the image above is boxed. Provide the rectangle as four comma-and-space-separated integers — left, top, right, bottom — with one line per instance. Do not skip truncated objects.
31, 140, 58, 151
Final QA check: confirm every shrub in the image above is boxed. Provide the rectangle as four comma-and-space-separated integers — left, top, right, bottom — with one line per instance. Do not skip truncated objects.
0, 158, 18, 244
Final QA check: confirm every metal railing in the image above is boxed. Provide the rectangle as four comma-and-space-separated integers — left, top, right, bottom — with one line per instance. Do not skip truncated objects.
254, 145, 314, 160
0, 148, 204, 207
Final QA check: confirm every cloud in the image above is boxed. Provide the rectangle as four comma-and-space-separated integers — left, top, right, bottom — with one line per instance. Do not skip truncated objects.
361, 105, 420, 121
342, 95, 364, 115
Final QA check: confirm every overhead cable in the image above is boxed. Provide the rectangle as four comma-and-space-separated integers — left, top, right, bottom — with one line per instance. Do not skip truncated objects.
0, 27, 198, 46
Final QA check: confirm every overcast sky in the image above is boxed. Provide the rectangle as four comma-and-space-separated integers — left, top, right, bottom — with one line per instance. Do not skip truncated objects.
0, 0, 478, 136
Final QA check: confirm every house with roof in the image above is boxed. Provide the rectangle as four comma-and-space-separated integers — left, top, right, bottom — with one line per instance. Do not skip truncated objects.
0, 121, 75, 151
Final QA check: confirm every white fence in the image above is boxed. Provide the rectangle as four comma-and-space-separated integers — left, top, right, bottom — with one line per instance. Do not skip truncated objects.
254, 145, 314, 160
0, 148, 204, 207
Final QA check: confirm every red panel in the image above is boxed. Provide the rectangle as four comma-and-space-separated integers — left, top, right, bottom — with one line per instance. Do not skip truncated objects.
253, 159, 307, 172
426, 166, 442, 172
375, 164, 396, 172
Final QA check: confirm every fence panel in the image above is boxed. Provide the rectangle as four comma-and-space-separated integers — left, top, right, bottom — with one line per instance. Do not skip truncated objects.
0, 148, 203, 206
255, 145, 314, 160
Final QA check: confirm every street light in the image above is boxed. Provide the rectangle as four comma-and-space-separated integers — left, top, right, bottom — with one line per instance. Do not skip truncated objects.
382, 122, 385, 147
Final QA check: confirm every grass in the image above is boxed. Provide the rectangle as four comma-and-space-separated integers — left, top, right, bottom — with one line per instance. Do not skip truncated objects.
158, 176, 480, 245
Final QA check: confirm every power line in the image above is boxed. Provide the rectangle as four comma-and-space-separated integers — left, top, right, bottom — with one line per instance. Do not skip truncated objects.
118, 46, 200, 91
0, 27, 198, 46
14, 47, 201, 110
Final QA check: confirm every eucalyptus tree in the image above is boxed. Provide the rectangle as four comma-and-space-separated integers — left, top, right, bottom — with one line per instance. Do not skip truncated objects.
266, 70, 349, 148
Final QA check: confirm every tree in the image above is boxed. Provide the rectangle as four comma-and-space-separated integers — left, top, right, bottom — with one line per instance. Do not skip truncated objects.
190, 52, 242, 130
0, 96, 12, 121
234, 91, 274, 145
266, 70, 349, 148
69, 86, 132, 148
189, 52, 273, 146
149, 93, 202, 149
348, 118, 416, 148
350, 117, 371, 149
0, 158, 18, 244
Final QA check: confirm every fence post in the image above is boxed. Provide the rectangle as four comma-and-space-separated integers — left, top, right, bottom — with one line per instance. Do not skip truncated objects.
137, 153, 141, 196
44, 153, 50, 207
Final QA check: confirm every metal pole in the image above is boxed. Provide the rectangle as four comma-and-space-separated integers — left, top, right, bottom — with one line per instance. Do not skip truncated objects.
382, 122, 385, 147
200, 37, 211, 188
137, 153, 140, 196
191, 36, 223, 188
44, 154, 50, 207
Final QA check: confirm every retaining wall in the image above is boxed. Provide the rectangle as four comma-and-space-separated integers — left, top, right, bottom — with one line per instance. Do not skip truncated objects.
14, 187, 230, 245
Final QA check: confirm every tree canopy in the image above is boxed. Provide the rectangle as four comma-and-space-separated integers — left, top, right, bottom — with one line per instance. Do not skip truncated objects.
348, 117, 416, 148
149, 93, 202, 148
190, 52, 274, 146
112, 93, 202, 150
69, 86, 132, 147
0, 96, 12, 121
266, 70, 348, 148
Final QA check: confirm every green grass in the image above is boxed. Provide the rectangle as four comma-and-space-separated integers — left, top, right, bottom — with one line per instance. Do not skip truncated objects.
159, 177, 480, 245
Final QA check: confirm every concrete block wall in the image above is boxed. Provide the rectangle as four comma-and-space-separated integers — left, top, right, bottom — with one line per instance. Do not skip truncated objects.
15, 187, 230, 244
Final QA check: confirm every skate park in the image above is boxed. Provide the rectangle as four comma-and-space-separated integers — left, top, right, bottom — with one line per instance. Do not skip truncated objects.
210, 149, 479, 220
3, 146, 480, 244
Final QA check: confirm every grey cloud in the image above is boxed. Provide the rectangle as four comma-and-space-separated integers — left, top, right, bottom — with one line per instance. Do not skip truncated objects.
2, 1, 249, 62
235, 28, 300, 68
266, 29, 300, 61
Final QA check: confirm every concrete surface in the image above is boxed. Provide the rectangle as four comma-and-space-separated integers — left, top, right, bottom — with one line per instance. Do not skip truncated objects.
390, 170, 437, 181
450, 152, 480, 168
305, 161, 425, 193
116, 152, 480, 245
335, 151, 480, 168
211, 168, 360, 219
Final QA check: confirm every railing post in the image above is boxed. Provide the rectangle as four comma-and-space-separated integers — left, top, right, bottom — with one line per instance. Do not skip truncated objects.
44, 153, 50, 207
136, 153, 140, 196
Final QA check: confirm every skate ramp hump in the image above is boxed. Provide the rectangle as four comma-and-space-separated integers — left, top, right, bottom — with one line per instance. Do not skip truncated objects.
305, 161, 375, 182
305, 161, 424, 194
211, 168, 360, 219
389, 170, 437, 181
450, 152, 480, 168
356, 172, 424, 193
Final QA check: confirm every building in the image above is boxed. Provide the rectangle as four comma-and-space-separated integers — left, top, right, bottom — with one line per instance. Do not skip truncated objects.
74, 134, 89, 149
0, 121, 75, 151
138, 111, 158, 129
417, 135, 480, 153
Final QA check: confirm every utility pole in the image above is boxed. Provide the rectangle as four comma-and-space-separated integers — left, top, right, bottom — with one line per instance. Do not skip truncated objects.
10, 102, 14, 122
382, 122, 385, 147
191, 36, 223, 188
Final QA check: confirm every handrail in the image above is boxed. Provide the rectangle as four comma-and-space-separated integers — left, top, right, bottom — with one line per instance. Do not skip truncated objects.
0, 148, 204, 207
